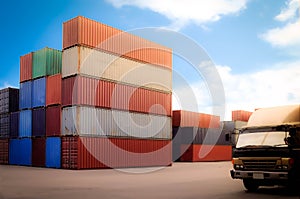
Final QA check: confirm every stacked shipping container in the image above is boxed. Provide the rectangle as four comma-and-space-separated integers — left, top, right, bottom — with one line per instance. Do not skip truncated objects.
172, 110, 232, 162
61, 16, 172, 169
9, 47, 63, 167
0, 88, 19, 164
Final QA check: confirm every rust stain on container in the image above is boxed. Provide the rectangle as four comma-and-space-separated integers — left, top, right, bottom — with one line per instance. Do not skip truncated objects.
46, 74, 62, 106
62, 75, 171, 116
61, 137, 172, 169
20, 52, 33, 83
63, 16, 172, 69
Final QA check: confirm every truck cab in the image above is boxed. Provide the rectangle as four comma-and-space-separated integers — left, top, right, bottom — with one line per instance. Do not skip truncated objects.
230, 105, 300, 191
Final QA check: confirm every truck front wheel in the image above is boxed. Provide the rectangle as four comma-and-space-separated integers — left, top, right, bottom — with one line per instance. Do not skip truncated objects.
243, 179, 259, 192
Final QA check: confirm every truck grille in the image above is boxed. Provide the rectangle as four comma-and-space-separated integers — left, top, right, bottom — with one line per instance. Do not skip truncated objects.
243, 159, 277, 170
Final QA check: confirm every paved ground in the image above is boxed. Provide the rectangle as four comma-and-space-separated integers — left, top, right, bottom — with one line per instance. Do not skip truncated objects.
0, 162, 299, 199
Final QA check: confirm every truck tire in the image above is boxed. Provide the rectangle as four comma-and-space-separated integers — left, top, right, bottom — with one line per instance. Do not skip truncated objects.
243, 179, 259, 192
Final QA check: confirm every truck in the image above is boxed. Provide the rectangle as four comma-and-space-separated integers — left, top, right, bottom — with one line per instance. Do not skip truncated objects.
230, 105, 300, 191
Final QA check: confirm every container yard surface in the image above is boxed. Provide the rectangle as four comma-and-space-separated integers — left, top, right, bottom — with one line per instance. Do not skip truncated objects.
1, 162, 298, 199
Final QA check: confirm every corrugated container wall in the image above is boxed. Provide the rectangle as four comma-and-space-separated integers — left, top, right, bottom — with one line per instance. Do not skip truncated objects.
10, 112, 19, 138
180, 145, 232, 162
19, 110, 32, 138
0, 113, 10, 138
46, 105, 61, 136
172, 110, 220, 128
20, 52, 33, 82
46, 137, 61, 168
63, 16, 172, 69
62, 76, 171, 116
61, 137, 172, 169
0, 88, 19, 114
62, 46, 172, 92
32, 108, 46, 137
32, 77, 46, 108
232, 110, 252, 122
0, 139, 9, 164
46, 74, 62, 106
19, 81, 32, 110
32, 137, 46, 167
62, 106, 171, 139
9, 138, 32, 166
32, 47, 62, 79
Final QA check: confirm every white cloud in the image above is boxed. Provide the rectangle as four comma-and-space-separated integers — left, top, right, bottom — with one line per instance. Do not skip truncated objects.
275, 0, 299, 22
107, 0, 248, 29
173, 61, 300, 120
0, 82, 15, 90
261, 0, 300, 47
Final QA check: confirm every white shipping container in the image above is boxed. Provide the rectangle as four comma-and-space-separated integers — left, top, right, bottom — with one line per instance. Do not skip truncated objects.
62, 46, 172, 92
62, 106, 172, 139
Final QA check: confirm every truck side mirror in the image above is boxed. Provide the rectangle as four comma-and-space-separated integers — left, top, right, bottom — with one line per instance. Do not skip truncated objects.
225, 133, 230, 141
289, 128, 296, 137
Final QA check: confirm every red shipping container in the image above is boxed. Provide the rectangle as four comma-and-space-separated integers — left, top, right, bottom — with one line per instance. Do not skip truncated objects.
180, 144, 232, 162
63, 16, 172, 69
46, 105, 61, 136
172, 110, 200, 127
46, 74, 62, 106
61, 137, 172, 169
62, 75, 171, 116
173, 110, 220, 128
20, 52, 33, 83
0, 139, 9, 164
32, 137, 46, 167
232, 110, 252, 122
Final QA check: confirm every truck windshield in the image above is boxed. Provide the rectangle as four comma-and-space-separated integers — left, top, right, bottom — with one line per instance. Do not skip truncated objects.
236, 131, 287, 148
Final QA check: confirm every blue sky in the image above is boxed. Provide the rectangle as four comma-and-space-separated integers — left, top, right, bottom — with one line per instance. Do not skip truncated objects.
1, 0, 300, 119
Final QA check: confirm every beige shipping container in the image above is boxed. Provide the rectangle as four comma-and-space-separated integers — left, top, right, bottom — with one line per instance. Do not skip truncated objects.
62, 46, 172, 92
62, 106, 172, 139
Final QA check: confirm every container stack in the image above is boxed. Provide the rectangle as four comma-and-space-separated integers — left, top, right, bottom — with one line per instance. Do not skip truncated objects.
60, 16, 172, 169
0, 88, 19, 164
172, 110, 232, 162
9, 48, 62, 168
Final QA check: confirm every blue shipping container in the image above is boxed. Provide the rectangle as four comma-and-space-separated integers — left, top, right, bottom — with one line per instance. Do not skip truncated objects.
32, 108, 46, 137
19, 81, 32, 110
46, 137, 61, 168
19, 110, 32, 138
32, 77, 46, 108
9, 138, 32, 166
10, 112, 19, 138
9, 139, 20, 165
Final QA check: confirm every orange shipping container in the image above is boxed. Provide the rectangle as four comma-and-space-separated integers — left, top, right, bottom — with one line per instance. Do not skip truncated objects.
232, 110, 252, 122
62, 75, 171, 116
180, 144, 232, 162
46, 74, 62, 106
172, 110, 220, 128
61, 137, 172, 169
63, 16, 172, 69
20, 52, 33, 83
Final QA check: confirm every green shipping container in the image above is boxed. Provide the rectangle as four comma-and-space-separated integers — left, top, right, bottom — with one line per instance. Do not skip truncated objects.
32, 47, 62, 78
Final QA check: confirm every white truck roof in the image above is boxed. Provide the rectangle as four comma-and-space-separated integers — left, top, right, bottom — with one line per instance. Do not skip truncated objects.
246, 104, 300, 128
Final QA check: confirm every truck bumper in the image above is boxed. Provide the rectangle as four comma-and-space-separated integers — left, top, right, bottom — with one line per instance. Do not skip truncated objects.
230, 170, 289, 180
